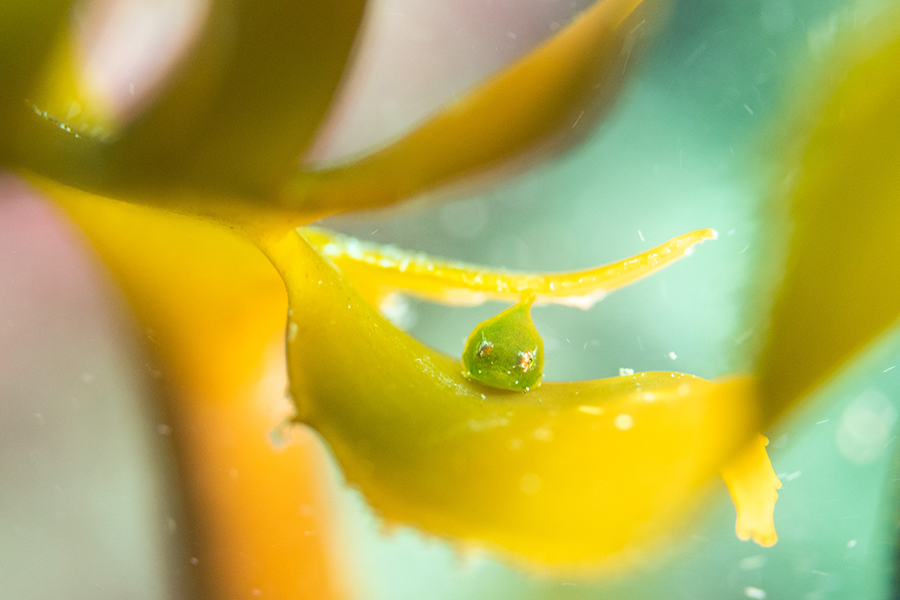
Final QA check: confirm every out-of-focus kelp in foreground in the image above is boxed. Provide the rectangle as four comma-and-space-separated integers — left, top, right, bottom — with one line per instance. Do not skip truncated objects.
3, 0, 900, 597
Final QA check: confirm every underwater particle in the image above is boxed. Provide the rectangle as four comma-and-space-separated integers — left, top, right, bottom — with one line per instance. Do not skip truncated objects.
667, 351, 678, 360
462, 292, 544, 391
836, 389, 897, 465
738, 555, 766, 570
744, 587, 766, 599
532, 425, 553, 441
614, 414, 634, 430
619, 367, 634, 376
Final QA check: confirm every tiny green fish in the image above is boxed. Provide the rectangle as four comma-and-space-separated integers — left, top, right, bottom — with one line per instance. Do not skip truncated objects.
462, 292, 543, 392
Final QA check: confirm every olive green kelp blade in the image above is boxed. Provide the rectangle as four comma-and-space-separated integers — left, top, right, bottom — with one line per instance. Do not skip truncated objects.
756, 12, 900, 421
0, 0, 70, 160
287, 0, 662, 213
260, 227, 758, 569
16, 0, 367, 201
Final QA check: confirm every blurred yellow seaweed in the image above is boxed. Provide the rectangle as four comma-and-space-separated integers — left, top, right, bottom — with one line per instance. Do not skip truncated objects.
14, 0, 888, 588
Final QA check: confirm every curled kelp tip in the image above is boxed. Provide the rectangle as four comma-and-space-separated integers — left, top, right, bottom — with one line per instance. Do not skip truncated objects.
298, 225, 717, 310
720, 434, 781, 547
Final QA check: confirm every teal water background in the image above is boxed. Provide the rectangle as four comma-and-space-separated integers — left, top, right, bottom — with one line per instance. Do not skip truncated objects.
324, 0, 900, 597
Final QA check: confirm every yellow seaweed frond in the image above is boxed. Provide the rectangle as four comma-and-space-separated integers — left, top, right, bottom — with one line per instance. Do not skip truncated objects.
720, 434, 782, 547
300, 226, 717, 309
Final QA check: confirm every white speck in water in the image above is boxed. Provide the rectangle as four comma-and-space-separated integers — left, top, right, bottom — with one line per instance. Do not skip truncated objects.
735, 328, 754, 345
743, 104, 755, 116
129, 83, 135, 95
668, 351, 678, 360
507, 30, 517, 39
189, 557, 199, 565
614, 414, 634, 431
252, 589, 262, 596
287, 322, 298, 342
739, 555, 767, 570
619, 367, 634, 376
67, 102, 82, 119
744, 586, 766, 599
520, 473, 541, 494
741, 244, 750, 253
380, 294, 417, 330
637, 230, 645, 242
157, 424, 172, 436
578, 405, 603, 416
836, 389, 897, 464
816, 419, 829, 425
847, 539, 857, 548
785, 470, 802, 482
532, 425, 553, 441
572, 110, 585, 129
884, 365, 896, 373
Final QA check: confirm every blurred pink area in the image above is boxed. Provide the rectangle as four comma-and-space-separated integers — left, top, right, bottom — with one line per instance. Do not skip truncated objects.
308, 0, 594, 164
74, 0, 209, 123
0, 175, 190, 600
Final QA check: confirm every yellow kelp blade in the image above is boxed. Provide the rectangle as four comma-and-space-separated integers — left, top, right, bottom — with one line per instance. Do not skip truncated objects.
300, 226, 716, 308
286, 0, 662, 212
260, 227, 760, 569
756, 12, 900, 421
47, 185, 349, 600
